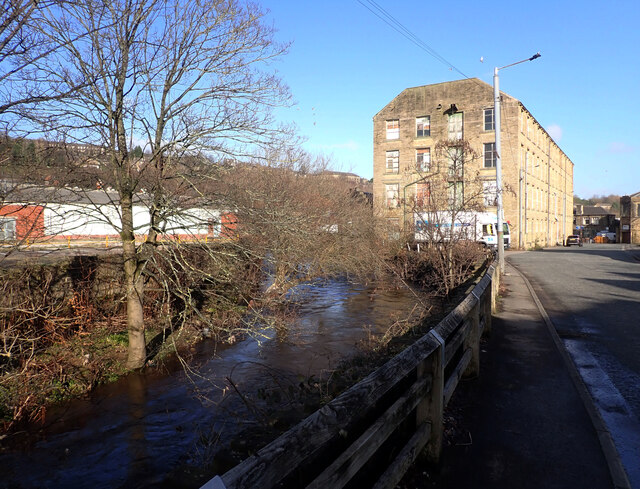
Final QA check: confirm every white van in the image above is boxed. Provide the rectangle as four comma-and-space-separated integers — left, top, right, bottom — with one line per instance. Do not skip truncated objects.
415, 211, 510, 249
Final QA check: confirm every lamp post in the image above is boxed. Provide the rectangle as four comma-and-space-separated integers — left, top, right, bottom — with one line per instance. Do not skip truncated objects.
494, 52, 541, 273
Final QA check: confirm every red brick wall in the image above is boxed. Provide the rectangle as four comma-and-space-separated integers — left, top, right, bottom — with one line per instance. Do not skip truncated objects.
0, 204, 45, 240
220, 212, 238, 238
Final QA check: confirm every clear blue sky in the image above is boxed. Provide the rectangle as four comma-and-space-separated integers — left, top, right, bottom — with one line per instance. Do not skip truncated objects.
262, 0, 640, 198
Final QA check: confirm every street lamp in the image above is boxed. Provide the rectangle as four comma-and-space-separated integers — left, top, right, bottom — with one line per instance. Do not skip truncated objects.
494, 52, 541, 273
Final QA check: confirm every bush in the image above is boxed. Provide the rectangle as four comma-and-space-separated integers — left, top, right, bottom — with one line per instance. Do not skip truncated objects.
391, 241, 489, 296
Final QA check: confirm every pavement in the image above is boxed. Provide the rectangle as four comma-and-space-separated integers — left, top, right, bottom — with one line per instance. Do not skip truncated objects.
401, 259, 630, 489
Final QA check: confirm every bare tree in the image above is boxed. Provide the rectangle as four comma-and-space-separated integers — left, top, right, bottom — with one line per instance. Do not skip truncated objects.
406, 138, 489, 295
220, 148, 379, 297
1, 1, 112, 266
0, 0, 47, 118
28, 0, 292, 368
0, 0, 99, 125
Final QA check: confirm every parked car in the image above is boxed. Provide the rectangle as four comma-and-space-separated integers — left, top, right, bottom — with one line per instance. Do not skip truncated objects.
566, 235, 583, 247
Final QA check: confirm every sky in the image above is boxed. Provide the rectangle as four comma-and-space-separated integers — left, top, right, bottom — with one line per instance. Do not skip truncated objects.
261, 0, 640, 198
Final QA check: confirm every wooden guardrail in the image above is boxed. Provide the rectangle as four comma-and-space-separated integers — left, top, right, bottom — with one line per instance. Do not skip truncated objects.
202, 263, 499, 489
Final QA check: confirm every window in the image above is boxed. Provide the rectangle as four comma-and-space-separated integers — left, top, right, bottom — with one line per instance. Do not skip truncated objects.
448, 181, 464, 207
637, 203, 640, 216
447, 146, 463, 177
484, 142, 496, 168
416, 116, 430, 137
416, 148, 430, 172
482, 224, 494, 237
484, 108, 495, 131
386, 119, 399, 139
0, 217, 16, 241
386, 150, 399, 173
385, 184, 399, 208
415, 182, 430, 207
448, 112, 463, 140
483, 181, 497, 206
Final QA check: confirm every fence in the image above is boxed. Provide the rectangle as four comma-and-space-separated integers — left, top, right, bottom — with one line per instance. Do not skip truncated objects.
202, 263, 500, 489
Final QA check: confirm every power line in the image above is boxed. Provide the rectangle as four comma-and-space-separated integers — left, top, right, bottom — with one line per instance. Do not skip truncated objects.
356, 0, 472, 80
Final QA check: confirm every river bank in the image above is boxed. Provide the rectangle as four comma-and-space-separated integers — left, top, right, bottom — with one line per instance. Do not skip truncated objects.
0, 245, 261, 434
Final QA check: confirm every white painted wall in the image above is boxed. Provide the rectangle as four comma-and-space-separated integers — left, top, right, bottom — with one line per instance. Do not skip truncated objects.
43, 203, 222, 237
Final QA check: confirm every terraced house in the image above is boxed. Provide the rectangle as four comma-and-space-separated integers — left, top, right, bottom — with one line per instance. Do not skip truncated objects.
373, 78, 574, 248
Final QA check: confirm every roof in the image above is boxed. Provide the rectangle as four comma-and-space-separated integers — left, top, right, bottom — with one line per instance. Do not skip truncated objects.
2, 184, 130, 206
1, 183, 225, 211
582, 205, 614, 216
321, 170, 364, 179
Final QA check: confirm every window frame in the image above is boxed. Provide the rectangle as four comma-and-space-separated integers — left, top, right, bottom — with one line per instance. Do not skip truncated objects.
415, 182, 430, 208
484, 107, 495, 131
0, 217, 17, 241
447, 145, 463, 177
447, 181, 464, 207
416, 116, 430, 138
483, 142, 496, 168
386, 119, 399, 140
385, 183, 399, 208
483, 180, 497, 206
416, 147, 430, 172
448, 112, 463, 140
385, 150, 399, 173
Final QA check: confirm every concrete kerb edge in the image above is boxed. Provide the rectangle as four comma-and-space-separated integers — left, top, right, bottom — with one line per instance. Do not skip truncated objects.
506, 261, 631, 489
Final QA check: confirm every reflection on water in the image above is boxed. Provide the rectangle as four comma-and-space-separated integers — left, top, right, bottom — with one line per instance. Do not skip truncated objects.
0, 279, 422, 488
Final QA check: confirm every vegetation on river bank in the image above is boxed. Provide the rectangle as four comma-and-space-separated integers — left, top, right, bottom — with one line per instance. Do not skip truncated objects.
0, 242, 261, 433
0, 239, 488, 445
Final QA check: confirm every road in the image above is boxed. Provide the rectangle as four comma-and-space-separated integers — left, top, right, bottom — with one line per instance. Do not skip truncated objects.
507, 243, 640, 488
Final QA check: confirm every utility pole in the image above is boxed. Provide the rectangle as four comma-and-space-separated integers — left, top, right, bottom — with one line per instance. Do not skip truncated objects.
547, 139, 552, 246
494, 52, 541, 273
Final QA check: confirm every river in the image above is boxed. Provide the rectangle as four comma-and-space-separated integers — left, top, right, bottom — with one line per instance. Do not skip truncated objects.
0, 278, 423, 488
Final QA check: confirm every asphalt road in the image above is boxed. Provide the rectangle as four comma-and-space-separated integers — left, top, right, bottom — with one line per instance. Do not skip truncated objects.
507, 244, 640, 488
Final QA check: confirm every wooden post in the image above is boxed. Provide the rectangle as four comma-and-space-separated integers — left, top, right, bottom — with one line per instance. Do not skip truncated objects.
422, 330, 445, 463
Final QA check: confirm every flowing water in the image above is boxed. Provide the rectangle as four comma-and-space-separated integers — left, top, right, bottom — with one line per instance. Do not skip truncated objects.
0, 279, 423, 488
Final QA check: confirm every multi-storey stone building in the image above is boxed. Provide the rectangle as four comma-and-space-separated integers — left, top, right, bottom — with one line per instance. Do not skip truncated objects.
373, 78, 574, 248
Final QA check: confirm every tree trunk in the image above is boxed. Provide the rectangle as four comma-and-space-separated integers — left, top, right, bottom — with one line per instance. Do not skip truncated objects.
124, 250, 146, 369
121, 196, 147, 369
